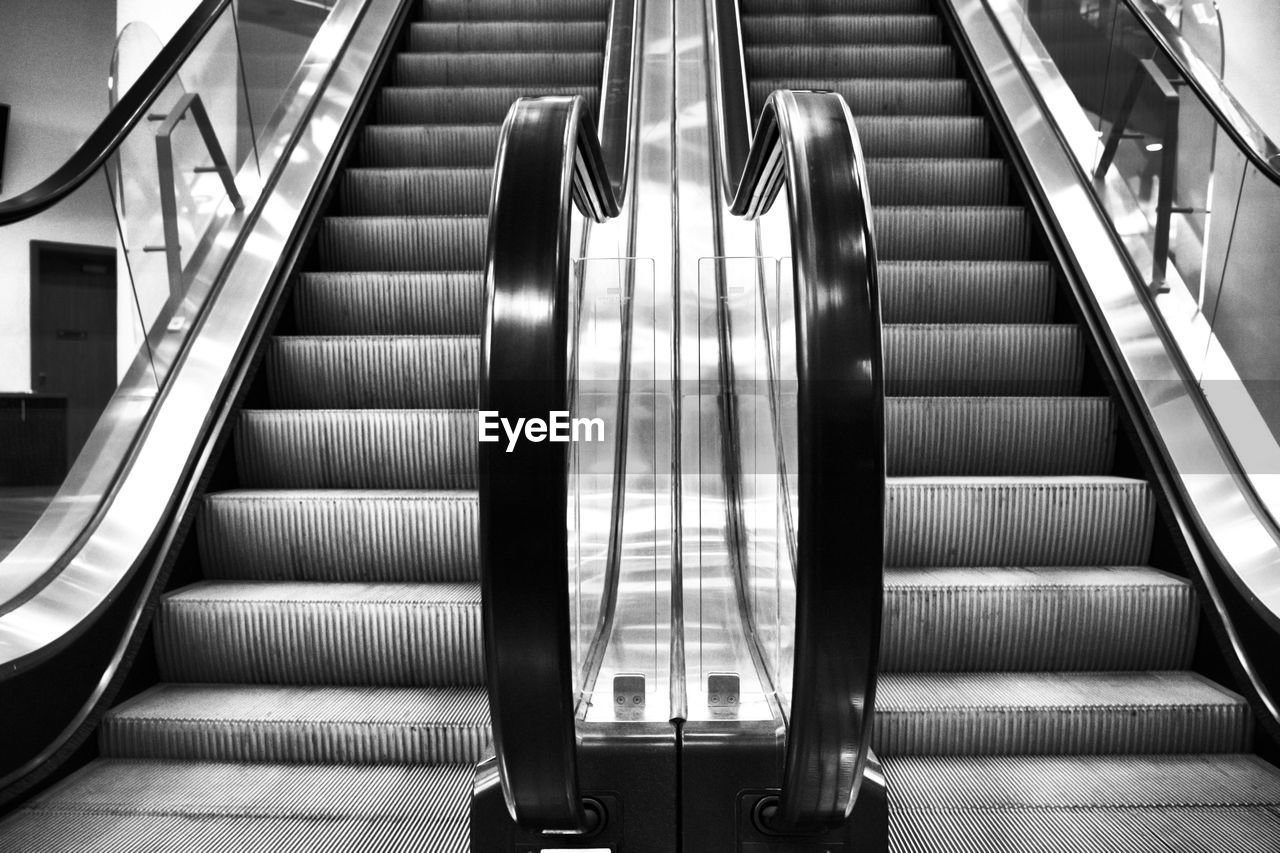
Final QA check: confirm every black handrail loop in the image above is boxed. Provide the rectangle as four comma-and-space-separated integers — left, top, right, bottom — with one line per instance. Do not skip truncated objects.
729, 89, 885, 832
481, 95, 619, 831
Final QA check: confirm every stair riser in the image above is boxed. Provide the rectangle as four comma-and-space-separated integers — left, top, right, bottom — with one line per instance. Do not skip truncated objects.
741, 15, 944, 46
880, 262, 1053, 324
357, 127, 501, 169
337, 170, 492, 216
377, 87, 598, 125
416, 0, 608, 22
393, 54, 602, 87
407, 21, 606, 52
884, 325, 1084, 396
751, 79, 970, 117
292, 273, 484, 335
311, 217, 485, 272
868, 160, 1008, 206
748, 46, 956, 79
876, 208, 1033, 261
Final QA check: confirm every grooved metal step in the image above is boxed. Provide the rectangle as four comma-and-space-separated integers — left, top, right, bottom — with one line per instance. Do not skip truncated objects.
2, 761, 474, 853
854, 116, 990, 158
377, 85, 599, 124
867, 159, 1008, 206
875, 206, 1032, 261
741, 0, 933, 13
393, 52, 602, 87
750, 78, 970, 116
311, 215, 485, 272
747, 45, 955, 79
198, 490, 477, 583
292, 272, 484, 335
884, 324, 1084, 396
886, 397, 1115, 475
886, 476, 1154, 567
357, 125, 502, 168
407, 20, 606, 51
741, 14, 944, 46
264, 336, 479, 408
101, 684, 490, 764
882, 566, 1196, 671
337, 168, 492, 216
879, 261, 1054, 324
417, 0, 608, 21
236, 410, 477, 489
876, 671, 1252, 755
154, 582, 482, 686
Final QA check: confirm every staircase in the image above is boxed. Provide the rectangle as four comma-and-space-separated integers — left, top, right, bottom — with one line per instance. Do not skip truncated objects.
739, 0, 1280, 849
0, 1, 607, 850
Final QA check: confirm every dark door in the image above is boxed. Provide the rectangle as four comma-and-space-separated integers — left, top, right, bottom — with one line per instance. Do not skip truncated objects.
31, 242, 117, 467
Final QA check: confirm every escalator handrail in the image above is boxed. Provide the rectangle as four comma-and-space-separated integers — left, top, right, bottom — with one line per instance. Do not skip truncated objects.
0, 0, 230, 224
481, 95, 620, 831
1120, 0, 1280, 182
728, 89, 884, 832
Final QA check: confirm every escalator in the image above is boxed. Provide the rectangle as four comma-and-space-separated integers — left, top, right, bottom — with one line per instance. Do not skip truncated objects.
0, 0, 608, 849
737, 0, 1280, 848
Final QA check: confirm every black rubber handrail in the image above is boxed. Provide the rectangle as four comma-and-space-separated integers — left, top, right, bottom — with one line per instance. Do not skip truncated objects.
1121, 0, 1280, 183
481, 95, 620, 831
728, 89, 884, 832
0, 0, 230, 224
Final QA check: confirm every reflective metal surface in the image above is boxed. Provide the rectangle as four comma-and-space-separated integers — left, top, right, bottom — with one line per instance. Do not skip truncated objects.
0, 0, 405, 733
944, 0, 1279, 718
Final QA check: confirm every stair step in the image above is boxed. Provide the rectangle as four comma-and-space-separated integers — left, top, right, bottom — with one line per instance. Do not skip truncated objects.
884, 324, 1083, 396
407, 20, 606, 51
747, 45, 955, 79
741, 0, 933, 14
880, 261, 1054, 324
876, 671, 1252, 755
867, 159, 1008, 206
198, 490, 477, 583
264, 336, 479, 408
751, 78, 970, 117
336, 168, 492, 216
293, 272, 483, 335
311, 216, 485, 272
855, 116, 989, 158
376, 85, 598, 125
393, 52, 602, 87
886, 476, 1154, 567
876, 206, 1033, 261
741, 14, 944, 46
101, 684, 489, 763
887, 397, 1115, 475
3, 761, 474, 853
882, 566, 1196, 671
416, 0, 609, 22
154, 582, 482, 686
236, 410, 477, 489
357, 125, 502, 168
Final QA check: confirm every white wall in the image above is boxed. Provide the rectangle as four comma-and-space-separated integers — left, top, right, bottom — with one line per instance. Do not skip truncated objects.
0, 0, 118, 392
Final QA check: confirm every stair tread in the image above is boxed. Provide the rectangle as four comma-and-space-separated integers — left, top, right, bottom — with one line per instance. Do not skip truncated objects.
885, 565, 1187, 588
205, 488, 476, 500
879, 671, 1244, 710
164, 580, 479, 606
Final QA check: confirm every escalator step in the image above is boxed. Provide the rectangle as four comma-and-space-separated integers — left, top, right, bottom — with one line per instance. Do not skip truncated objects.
875, 207, 1032, 261
311, 216, 485, 272
885, 753, 1280, 809
3, 761, 474, 853
886, 477, 1153, 567
416, 0, 608, 22
408, 20, 606, 51
746, 45, 955, 79
377, 85, 599, 125
337, 168, 492, 216
741, 0, 933, 14
237, 410, 477, 489
393, 52, 603, 87
882, 566, 1196, 671
876, 671, 1252, 755
101, 684, 490, 763
154, 582, 482, 686
750, 78, 970, 116
740, 14, 945, 46
880, 261, 1053, 324
866, 159, 1008, 206
357, 125, 502, 168
885, 324, 1083, 396
264, 336, 479, 408
293, 272, 483, 335
887, 397, 1115, 475
854, 116, 989, 158
199, 490, 477, 583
